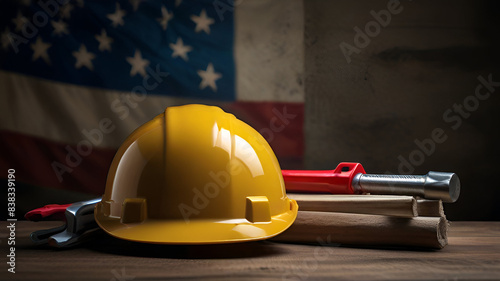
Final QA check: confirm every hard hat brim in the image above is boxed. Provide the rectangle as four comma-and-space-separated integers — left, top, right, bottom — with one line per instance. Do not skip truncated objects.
94, 200, 298, 244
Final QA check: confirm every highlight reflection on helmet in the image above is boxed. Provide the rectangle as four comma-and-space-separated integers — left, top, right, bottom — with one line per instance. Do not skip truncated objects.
94, 104, 298, 244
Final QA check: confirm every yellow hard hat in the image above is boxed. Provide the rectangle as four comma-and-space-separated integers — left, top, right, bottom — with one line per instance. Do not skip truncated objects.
95, 104, 298, 244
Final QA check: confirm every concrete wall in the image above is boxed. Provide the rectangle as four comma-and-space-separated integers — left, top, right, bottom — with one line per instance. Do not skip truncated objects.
304, 0, 500, 220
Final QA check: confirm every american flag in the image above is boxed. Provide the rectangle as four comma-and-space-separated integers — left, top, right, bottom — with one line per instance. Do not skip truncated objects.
2, 0, 235, 99
0, 0, 304, 218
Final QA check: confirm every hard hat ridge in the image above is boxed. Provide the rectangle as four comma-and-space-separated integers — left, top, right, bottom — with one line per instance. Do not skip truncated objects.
95, 104, 298, 244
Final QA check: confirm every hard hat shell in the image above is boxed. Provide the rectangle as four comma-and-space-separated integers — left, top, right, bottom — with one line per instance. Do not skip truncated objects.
95, 104, 298, 244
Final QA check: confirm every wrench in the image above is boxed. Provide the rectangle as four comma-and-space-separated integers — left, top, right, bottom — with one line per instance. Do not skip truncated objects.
282, 162, 460, 202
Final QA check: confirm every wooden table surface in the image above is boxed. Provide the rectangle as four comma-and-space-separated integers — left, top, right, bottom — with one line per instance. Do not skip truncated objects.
1, 221, 499, 280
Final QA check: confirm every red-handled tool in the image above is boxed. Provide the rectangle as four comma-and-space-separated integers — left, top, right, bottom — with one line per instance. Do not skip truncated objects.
283, 162, 366, 195
25, 203, 71, 221
25, 198, 101, 247
282, 162, 460, 203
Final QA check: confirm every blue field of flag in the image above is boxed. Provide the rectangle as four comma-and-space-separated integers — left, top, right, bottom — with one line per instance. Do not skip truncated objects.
0, 0, 236, 101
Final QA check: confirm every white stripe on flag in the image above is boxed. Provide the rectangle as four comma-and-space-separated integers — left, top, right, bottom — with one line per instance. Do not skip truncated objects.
235, 0, 304, 102
0, 70, 204, 148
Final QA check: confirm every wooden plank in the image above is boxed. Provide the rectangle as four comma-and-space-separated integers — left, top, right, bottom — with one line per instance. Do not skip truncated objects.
417, 199, 445, 217
273, 211, 447, 249
289, 194, 418, 218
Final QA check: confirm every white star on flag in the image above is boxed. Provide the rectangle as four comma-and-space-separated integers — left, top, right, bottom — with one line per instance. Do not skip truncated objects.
95, 29, 113, 52
191, 9, 214, 34
157, 6, 173, 31
59, 3, 74, 19
31, 36, 51, 64
12, 12, 27, 32
51, 20, 69, 36
126, 49, 150, 77
170, 37, 192, 61
72, 44, 95, 70
107, 3, 126, 28
197, 63, 222, 92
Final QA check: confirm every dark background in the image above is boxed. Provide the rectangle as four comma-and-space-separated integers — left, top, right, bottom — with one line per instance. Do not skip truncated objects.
304, 0, 500, 220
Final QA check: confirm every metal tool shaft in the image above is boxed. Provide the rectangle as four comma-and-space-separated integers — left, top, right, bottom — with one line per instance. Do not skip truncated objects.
352, 172, 460, 203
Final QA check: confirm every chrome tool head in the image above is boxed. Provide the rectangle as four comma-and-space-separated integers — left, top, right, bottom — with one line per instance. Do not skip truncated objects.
424, 172, 460, 203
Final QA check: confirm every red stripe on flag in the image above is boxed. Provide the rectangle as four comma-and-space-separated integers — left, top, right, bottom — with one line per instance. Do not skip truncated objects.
0, 130, 115, 195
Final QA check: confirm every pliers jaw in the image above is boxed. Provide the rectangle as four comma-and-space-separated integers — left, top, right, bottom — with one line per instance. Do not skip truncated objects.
26, 198, 102, 248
